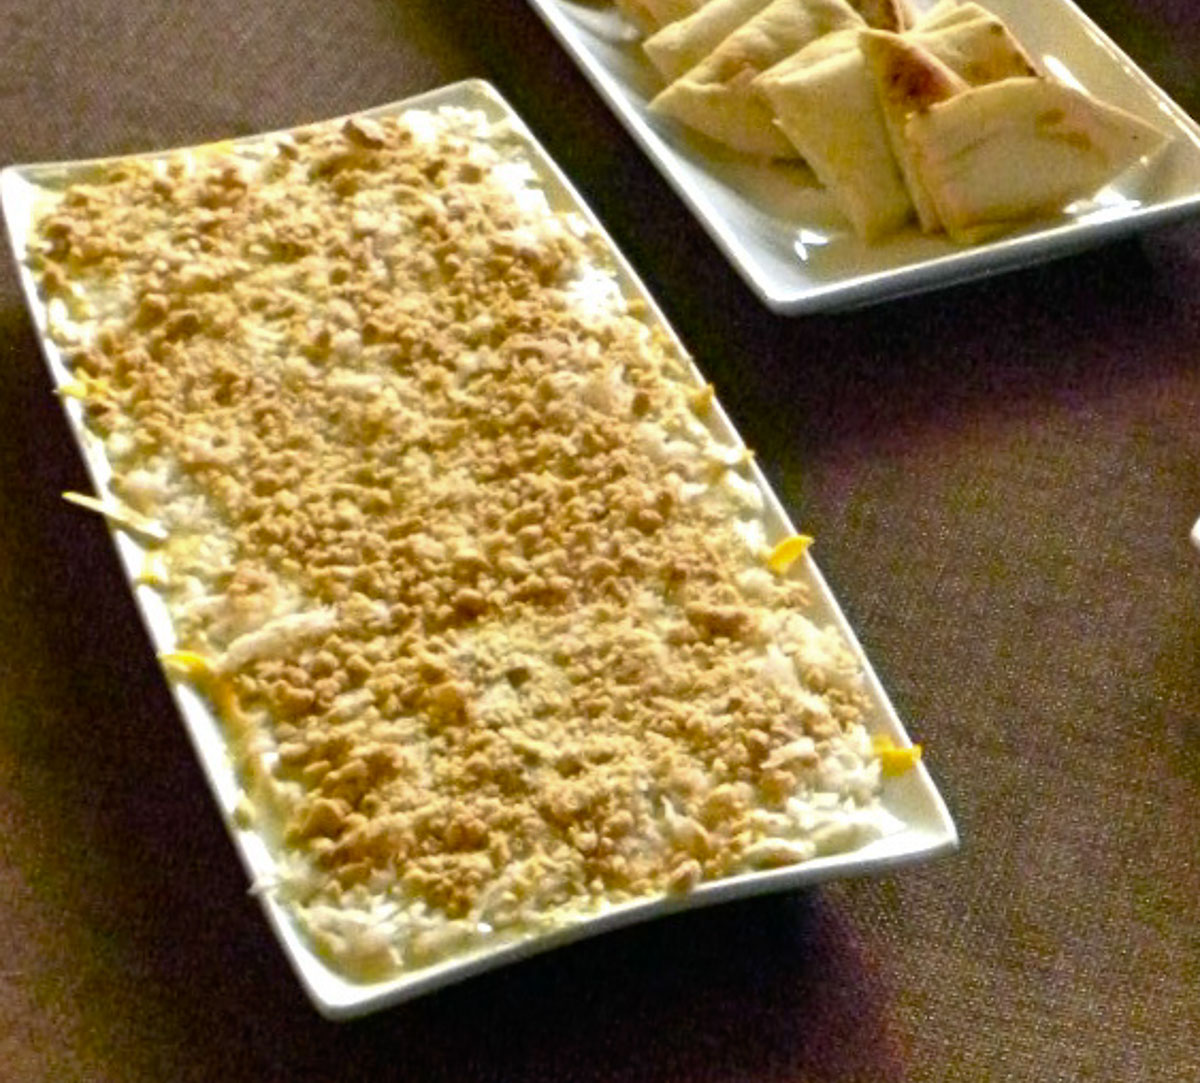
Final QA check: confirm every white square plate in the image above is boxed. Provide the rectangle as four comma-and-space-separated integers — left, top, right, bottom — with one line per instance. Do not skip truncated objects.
525, 0, 1200, 313
2, 78, 956, 1019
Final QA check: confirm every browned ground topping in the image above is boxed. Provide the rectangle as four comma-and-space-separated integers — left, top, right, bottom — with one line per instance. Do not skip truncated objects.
29, 106, 881, 977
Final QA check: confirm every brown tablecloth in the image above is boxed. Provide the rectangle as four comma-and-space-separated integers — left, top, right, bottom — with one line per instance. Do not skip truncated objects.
2, 2, 1197, 1080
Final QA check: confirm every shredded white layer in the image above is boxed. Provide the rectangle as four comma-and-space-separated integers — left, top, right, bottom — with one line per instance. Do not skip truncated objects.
31, 103, 898, 981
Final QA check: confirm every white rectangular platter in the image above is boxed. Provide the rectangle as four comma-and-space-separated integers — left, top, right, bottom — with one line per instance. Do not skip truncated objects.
525, 0, 1200, 313
2, 79, 956, 1019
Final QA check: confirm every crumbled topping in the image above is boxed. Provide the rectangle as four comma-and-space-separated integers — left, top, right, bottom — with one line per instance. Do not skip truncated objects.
31, 105, 886, 978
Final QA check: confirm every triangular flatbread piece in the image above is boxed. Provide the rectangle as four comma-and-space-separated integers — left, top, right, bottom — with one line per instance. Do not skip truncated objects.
912, 0, 990, 32
906, 77, 1171, 243
847, 0, 915, 32
645, 0, 776, 84
863, 18, 1039, 232
755, 34, 913, 238
617, 0, 710, 34
914, 14, 1039, 85
861, 29, 968, 231
650, 0, 865, 158
753, 23, 860, 84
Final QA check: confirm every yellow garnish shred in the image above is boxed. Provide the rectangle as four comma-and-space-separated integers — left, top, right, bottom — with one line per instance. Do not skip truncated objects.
872, 735, 923, 777
159, 650, 214, 681
56, 381, 90, 401
56, 374, 111, 402
690, 383, 715, 416
232, 796, 257, 830
159, 651, 252, 741
767, 534, 814, 574
135, 552, 169, 587
62, 491, 168, 544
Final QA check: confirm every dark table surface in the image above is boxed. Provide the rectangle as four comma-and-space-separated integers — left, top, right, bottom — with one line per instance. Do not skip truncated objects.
2, 2, 1198, 1080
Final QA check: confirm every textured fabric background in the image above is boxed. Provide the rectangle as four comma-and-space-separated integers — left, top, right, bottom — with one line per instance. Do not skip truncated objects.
1, 2, 1197, 1080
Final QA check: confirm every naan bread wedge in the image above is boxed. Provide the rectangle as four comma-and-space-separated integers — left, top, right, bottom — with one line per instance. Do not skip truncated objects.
860, 29, 968, 230
617, 0, 709, 33
906, 76, 1171, 243
650, 0, 864, 157
756, 33, 913, 238
912, 0, 990, 32
862, 19, 1037, 230
913, 13, 1038, 85
847, 0, 914, 32
754, 23, 861, 83
644, 0, 775, 84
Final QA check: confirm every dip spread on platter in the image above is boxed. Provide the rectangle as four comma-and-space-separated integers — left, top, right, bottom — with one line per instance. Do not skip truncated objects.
27, 103, 900, 980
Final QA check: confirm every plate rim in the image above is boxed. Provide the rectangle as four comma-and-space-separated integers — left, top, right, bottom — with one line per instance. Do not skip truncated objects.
523, 0, 1200, 314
